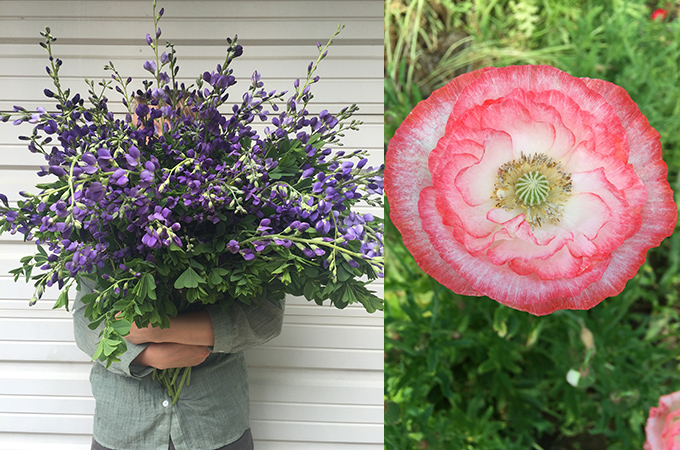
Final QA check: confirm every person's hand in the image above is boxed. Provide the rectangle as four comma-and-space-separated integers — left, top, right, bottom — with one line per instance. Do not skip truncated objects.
132, 342, 210, 370
124, 319, 168, 345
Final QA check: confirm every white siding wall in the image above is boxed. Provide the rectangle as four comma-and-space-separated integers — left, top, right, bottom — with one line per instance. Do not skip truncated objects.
0, 1, 383, 448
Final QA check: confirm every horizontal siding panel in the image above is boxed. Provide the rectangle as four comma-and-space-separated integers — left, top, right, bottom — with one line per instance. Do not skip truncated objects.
0, 394, 93, 415
250, 402, 381, 424
0, 318, 383, 350
0, 43, 383, 60
0, 412, 92, 434
1, 363, 382, 405
0, 18, 381, 44
246, 346, 382, 370
0, 433, 91, 450
0, 48, 383, 78
1, 341, 383, 370
0, 396, 382, 424
0, 1, 383, 20
255, 444, 381, 450
0, 297, 385, 323
0, 436, 382, 450
0, 415, 382, 444
251, 420, 381, 444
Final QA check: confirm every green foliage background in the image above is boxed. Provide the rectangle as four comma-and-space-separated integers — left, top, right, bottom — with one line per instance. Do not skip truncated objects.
384, 0, 680, 448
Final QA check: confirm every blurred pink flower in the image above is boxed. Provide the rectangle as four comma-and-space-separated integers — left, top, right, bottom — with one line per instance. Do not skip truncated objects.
646, 391, 680, 450
385, 65, 677, 315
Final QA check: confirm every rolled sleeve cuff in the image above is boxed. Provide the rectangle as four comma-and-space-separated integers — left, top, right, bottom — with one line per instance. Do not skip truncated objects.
205, 296, 285, 354
206, 304, 234, 353
122, 342, 155, 379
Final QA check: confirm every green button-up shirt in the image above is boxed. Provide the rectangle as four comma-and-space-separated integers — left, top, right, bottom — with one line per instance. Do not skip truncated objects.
73, 280, 285, 450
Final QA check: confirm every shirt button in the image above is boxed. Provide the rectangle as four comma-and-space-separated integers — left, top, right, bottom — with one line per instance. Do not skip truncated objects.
162, 400, 169, 407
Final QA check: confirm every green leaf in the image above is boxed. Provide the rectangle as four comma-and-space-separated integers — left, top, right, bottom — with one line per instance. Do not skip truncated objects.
189, 259, 205, 271
337, 264, 353, 282
173, 267, 205, 289
53, 289, 69, 311
110, 318, 132, 336
87, 316, 106, 330
209, 270, 223, 286
145, 273, 157, 300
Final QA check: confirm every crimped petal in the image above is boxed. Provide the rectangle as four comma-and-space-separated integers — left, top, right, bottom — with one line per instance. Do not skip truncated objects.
433, 152, 497, 239
385, 67, 493, 296
454, 66, 628, 162
419, 186, 609, 314
508, 246, 589, 280
453, 131, 515, 207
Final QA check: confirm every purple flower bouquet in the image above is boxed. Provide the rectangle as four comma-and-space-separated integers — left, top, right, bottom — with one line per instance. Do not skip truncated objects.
0, 2, 383, 400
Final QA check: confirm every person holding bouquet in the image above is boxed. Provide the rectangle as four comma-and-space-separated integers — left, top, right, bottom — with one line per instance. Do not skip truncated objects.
74, 277, 285, 450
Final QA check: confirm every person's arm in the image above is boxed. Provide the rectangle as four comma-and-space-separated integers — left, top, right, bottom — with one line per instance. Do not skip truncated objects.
125, 296, 286, 354
206, 296, 286, 354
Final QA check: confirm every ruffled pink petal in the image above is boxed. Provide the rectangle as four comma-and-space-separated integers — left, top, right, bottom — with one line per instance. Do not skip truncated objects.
453, 131, 515, 207
645, 391, 680, 450
562, 169, 635, 259
508, 246, 589, 280
486, 229, 566, 268
563, 78, 678, 305
454, 66, 628, 161
419, 186, 609, 314
385, 67, 493, 296
563, 144, 648, 216
583, 77, 677, 234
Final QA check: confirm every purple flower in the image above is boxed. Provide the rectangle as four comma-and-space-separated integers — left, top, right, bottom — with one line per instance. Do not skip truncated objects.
86, 182, 105, 202
49, 166, 67, 177
143, 60, 157, 73
111, 169, 129, 187
49, 201, 69, 218
253, 241, 269, 252
139, 170, 154, 187
146, 34, 153, 45
241, 249, 255, 261
227, 240, 240, 253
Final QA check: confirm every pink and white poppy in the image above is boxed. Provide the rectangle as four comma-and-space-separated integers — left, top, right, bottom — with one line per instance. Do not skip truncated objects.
645, 391, 680, 450
385, 65, 677, 315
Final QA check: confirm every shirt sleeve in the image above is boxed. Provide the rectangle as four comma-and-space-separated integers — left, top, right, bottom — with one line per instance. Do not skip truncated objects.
72, 278, 153, 379
206, 295, 285, 354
